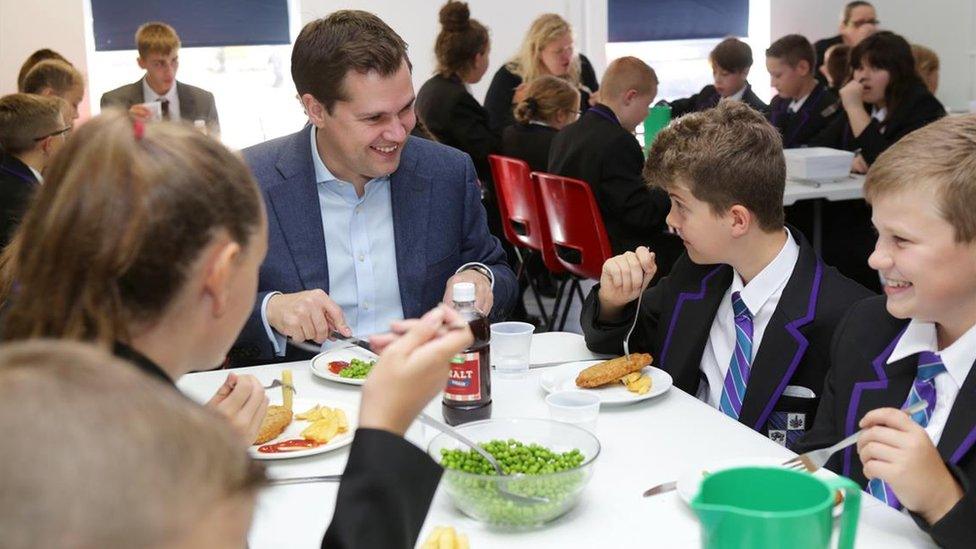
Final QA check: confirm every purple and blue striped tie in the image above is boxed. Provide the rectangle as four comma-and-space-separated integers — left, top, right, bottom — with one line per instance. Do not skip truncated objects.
868, 351, 945, 509
719, 291, 753, 419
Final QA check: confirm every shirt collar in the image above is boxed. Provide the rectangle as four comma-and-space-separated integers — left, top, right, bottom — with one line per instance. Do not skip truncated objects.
142, 76, 178, 104
730, 230, 800, 315
871, 106, 887, 122
113, 342, 175, 385
726, 84, 748, 102
788, 92, 812, 113
309, 126, 389, 195
888, 320, 976, 388
27, 165, 43, 183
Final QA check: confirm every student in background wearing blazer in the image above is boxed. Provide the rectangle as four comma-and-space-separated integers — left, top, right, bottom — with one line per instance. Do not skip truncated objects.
20, 59, 85, 125
233, 11, 516, 365
0, 94, 68, 250
581, 102, 870, 450
811, 31, 946, 293
0, 107, 473, 549
548, 57, 681, 278
669, 38, 768, 118
820, 43, 851, 95
484, 13, 599, 132
813, 1, 878, 84
799, 117, 976, 548
500, 75, 579, 172
101, 22, 220, 135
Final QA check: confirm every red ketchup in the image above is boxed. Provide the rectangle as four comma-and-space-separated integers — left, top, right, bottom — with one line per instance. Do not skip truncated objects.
257, 439, 324, 454
328, 361, 349, 374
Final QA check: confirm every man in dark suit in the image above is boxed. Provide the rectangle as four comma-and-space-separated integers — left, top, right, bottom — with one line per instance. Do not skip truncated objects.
548, 56, 679, 277
669, 38, 768, 118
100, 22, 219, 134
813, 2, 878, 84
230, 11, 516, 365
581, 102, 871, 450
0, 94, 68, 249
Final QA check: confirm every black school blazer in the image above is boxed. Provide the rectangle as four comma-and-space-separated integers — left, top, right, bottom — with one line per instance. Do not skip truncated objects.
798, 296, 976, 549
581, 228, 871, 447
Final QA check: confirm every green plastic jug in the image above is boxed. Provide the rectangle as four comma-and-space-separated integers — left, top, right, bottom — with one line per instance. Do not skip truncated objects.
690, 467, 861, 549
642, 104, 672, 152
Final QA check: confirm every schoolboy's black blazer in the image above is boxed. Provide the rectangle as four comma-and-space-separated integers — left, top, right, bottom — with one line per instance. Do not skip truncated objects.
767, 82, 842, 149
798, 296, 976, 549
580, 228, 871, 447
669, 83, 769, 118
415, 73, 499, 186
0, 153, 39, 250
500, 122, 557, 173
546, 104, 675, 261
810, 81, 946, 164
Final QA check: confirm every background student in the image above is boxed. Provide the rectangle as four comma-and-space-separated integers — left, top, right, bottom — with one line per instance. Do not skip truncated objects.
101, 22, 220, 134
912, 43, 940, 94
581, 101, 870, 449
500, 74, 580, 172
16, 48, 70, 93
20, 59, 85, 124
548, 56, 680, 279
669, 37, 768, 118
821, 43, 851, 94
484, 13, 599, 131
0, 94, 68, 249
814, 1, 879, 81
799, 115, 976, 548
766, 34, 841, 149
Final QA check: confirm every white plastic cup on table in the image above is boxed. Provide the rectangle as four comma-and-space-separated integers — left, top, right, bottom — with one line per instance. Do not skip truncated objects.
490, 321, 534, 377
546, 390, 601, 432
137, 101, 163, 121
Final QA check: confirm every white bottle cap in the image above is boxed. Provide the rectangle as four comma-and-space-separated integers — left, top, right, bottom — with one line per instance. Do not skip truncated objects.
452, 282, 476, 302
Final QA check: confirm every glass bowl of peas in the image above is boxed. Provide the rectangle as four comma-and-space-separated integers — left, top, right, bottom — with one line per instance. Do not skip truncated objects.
427, 417, 600, 528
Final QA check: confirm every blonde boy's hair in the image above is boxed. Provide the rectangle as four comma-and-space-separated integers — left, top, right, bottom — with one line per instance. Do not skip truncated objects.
644, 100, 786, 231
865, 114, 976, 242
0, 340, 265, 549
600, 56, 657, 99
0, 93, 65, 155
136, 21, 181, 57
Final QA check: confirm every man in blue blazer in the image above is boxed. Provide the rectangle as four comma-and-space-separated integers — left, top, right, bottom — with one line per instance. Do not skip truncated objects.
230, 11, 516, 364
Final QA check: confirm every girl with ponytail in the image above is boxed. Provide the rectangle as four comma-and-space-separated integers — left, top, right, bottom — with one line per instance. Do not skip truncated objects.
502, 75, 580, 171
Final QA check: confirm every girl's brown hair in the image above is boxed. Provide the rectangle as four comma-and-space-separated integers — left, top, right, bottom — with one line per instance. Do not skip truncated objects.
435, 1, 489, 78
0, 109, 263, 346
513, 75, 579, 125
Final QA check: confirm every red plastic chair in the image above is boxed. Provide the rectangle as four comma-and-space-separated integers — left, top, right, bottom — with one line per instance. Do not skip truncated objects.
532, 171, 614, 329
488, 155, 564, 328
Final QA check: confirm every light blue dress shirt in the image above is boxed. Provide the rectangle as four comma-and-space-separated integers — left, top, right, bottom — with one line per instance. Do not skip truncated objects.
261, 127, 405, 355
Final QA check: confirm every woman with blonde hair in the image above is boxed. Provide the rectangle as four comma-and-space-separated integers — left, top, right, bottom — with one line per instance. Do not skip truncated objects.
484, 13, 599, 131
501, 75, 580, 172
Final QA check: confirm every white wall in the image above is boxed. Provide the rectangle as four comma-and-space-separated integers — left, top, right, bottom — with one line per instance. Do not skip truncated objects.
0, 0, 91, 116
771, 0, 976, 111
296, 0, 608, 103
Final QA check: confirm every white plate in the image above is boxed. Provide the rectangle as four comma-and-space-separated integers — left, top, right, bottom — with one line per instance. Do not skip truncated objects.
675, 455, 840, 516
309, 346, 379, 386
249, 396, 358, 460
539, 360, 672, 405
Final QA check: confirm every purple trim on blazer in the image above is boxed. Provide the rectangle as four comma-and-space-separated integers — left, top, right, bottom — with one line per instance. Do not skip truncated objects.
842, 326, 909, 476
753, 260, 824, 431
658, 266, 724, 368
589, 104, 619, 125
951, 425, 976, 464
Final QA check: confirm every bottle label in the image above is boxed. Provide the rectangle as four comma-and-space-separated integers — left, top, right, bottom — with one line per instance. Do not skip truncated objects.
444, 352, 481, 402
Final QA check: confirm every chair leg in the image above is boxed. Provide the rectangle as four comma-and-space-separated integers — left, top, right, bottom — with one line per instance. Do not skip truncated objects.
547, 277, 569, 332
519, 250, 550, 329
557, 278, 580, 331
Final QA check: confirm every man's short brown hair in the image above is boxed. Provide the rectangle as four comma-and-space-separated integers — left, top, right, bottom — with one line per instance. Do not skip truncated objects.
600, 56, 657, 99
0, 340, 265, 549
17, 49, 70, 92
20, 60, 83, 96
644, 101, 785, 231
292, 10, 410, 114
136, 22, 181, 57
865, 114, 976, 243
766, 34, 816, 71
0, 93, 65, 155
710, 37, 753, 73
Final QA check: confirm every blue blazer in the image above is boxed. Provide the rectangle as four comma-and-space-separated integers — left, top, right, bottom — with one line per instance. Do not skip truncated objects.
230, 127, 517, 363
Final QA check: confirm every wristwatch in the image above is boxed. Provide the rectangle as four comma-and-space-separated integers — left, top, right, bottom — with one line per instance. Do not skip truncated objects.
455, 262, 495, 289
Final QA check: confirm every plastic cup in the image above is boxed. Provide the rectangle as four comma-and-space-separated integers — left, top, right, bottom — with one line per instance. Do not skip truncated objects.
490, 321, 534, 377
546, 390, 601, 431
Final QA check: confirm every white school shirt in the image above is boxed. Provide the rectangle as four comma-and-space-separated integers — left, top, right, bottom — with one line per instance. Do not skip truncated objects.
697, 232, 801, 407
142, 77, 181, 120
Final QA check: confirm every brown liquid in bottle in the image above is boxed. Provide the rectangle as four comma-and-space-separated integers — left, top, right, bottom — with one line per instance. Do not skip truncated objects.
442, 287, 492, 426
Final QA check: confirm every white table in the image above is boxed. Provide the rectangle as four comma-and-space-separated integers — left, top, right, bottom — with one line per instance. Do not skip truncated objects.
178, 333, 935, 549
784, 174, 865, 254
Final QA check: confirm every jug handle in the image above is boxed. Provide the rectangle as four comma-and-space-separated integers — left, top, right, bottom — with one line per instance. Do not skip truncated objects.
824, 476, 862, 549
